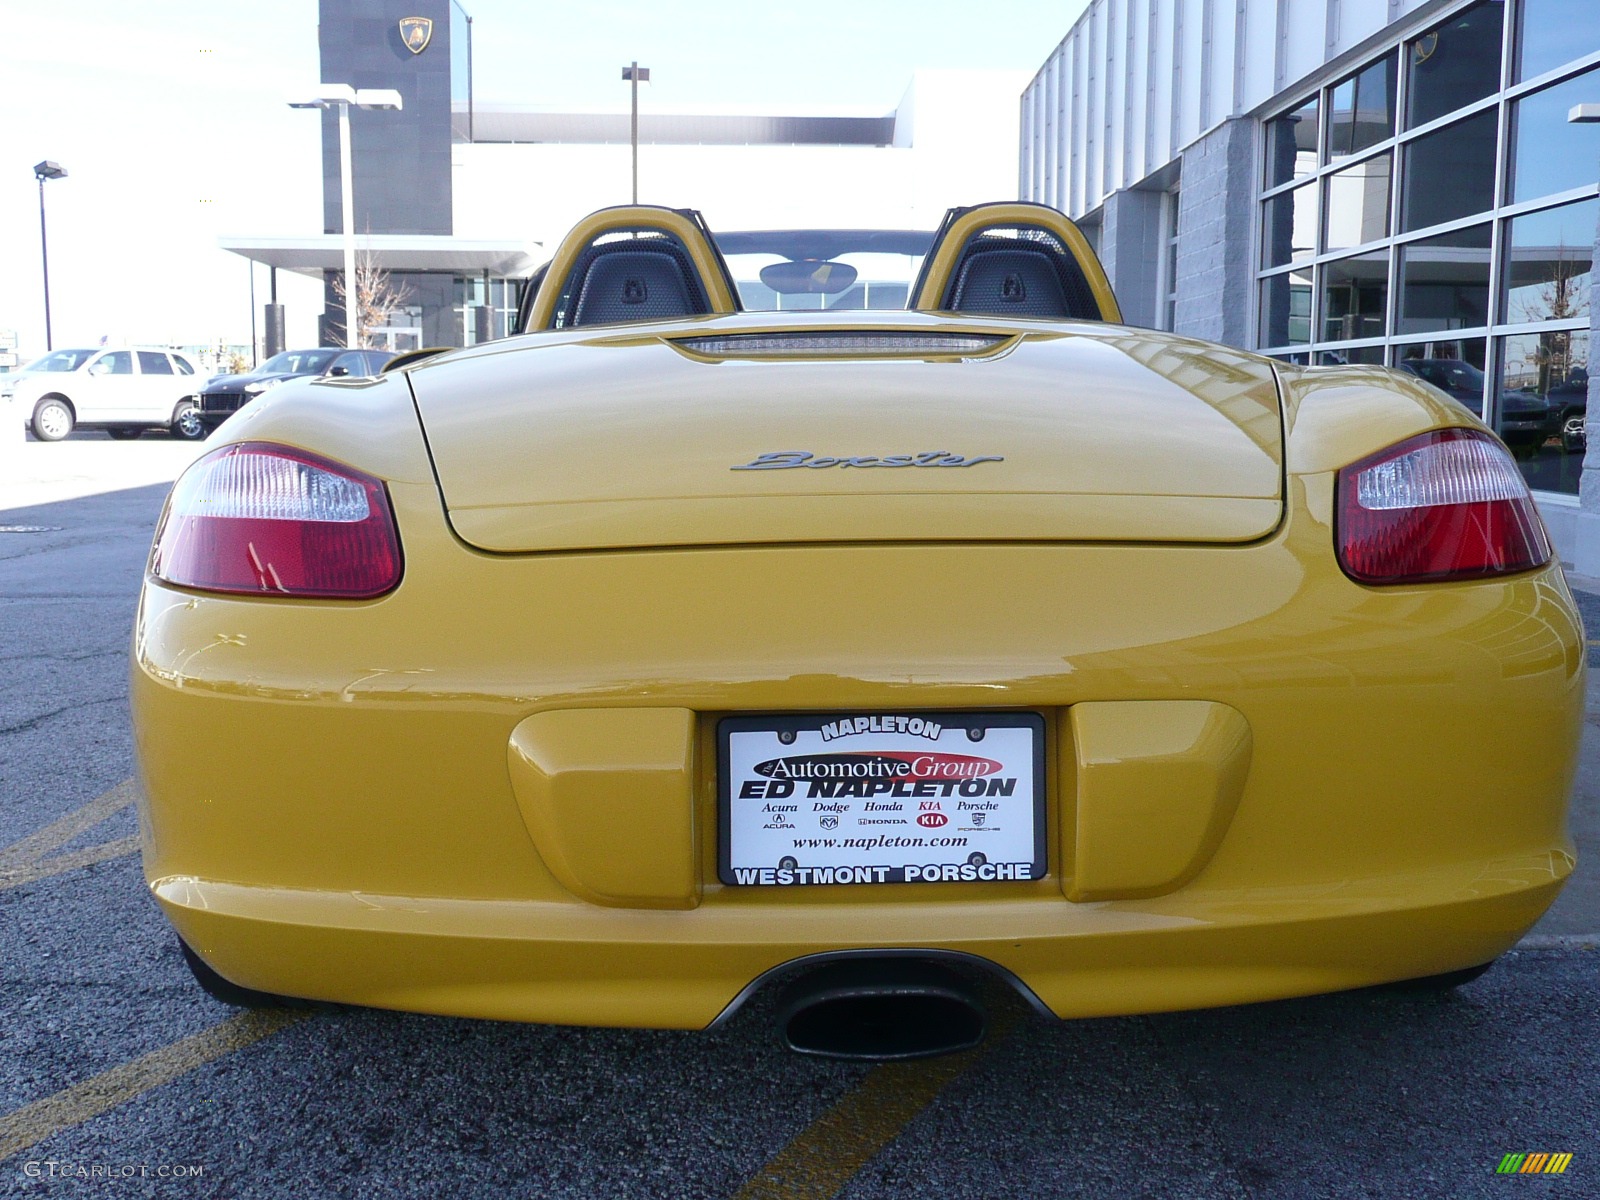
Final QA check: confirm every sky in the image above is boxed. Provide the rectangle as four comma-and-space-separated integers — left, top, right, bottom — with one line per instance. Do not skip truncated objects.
0, 0, 1091, 361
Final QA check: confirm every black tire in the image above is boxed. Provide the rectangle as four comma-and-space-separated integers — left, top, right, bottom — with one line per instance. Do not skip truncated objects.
106, 427, 143, 441
29, 396, 73, 442
1381, 960, 1496, 993
170, 400, 206, 441
178, 938, 298, 1009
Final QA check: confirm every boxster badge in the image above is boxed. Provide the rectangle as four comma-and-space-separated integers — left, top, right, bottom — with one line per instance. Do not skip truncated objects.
399, 17, 433, 54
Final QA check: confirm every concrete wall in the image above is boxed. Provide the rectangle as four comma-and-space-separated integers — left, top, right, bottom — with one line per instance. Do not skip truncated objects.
1172, 118, 1255, 347
1097, 189, 1164, 328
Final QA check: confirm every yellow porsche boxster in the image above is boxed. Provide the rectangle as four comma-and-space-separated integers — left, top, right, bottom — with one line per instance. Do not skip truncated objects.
132, 203, 1581, 1059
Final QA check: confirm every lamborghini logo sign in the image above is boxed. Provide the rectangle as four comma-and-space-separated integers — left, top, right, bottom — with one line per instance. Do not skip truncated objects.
399, 17, 433, 55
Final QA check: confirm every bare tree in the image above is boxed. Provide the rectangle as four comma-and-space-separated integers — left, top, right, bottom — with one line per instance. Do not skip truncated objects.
1509, 244, 1590, 395
331, 252, 415, 348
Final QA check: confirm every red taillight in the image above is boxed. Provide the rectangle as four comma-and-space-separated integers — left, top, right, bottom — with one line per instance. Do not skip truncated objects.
1335, 428, 1551, 585
152, 442, 402, 599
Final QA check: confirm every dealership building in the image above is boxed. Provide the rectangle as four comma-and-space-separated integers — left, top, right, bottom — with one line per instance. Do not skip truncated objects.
1020, 0, 1600, 565
231, 0, 1600, 566
223, 0, 1026, 358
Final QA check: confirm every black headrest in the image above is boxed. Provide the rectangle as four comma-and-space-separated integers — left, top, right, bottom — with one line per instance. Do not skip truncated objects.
568, 241, 709, 327
941, 233, 1102, 321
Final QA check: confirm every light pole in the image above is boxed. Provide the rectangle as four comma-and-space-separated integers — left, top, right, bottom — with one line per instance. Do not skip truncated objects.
1569, 103, 1600, 448
288, 85, 402, 349
33, 161, 66, 352
621, 63, 650, 203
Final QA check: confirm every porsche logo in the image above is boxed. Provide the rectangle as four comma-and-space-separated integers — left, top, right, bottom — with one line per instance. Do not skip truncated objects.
399, 17, 433, 54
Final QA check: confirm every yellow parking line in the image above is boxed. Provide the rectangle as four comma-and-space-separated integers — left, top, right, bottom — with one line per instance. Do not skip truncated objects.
0, 778, 137, 868
732, 1014, 1012, 1200
0, 836, 141, 891
0, 1010, 308, 1162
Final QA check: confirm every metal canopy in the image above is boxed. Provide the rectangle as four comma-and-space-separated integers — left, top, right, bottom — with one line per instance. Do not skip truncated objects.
219, 235, 544, 279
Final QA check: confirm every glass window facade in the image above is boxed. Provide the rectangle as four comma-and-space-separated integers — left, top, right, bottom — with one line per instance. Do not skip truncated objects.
1398, 223, 1492, 334
1518, 0, 1600, 83
1257, 0, 1600, 494
1329, 57, 1397, 161
1503, 198, 1597, 323
1401, 110, 1498, 231
1406, 1, 1506, 129
1261, 272, 1313, 347
1325, 153, 1391, 250
1510, 64, 1600, 203
1265, 97, 1319, 188
1322, 252, 1388, 342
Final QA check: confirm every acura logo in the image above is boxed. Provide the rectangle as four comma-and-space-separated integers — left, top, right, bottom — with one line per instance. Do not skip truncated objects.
732, 450, 1003, 470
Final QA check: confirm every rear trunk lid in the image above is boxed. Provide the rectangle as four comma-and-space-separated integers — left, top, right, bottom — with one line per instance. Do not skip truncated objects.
408, 327, 1284, 553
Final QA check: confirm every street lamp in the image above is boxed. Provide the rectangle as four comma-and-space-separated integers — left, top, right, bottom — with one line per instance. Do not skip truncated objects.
1569, 104, 1599, 459
288, 85, 402, 349
33, 161, 67, 352
621, 63, 650, 204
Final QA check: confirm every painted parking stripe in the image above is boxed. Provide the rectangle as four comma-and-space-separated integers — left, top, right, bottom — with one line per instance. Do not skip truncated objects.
0, 1010, 308, 1162
733, 1014, 1012, 1200
0, 836, 141, 891
0, 778, 140, 889
0, 778, 137, 868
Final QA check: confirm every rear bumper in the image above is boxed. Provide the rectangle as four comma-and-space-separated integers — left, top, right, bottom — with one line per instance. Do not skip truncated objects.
154, 852, 1572, 1027
133, 479, 1586, 1026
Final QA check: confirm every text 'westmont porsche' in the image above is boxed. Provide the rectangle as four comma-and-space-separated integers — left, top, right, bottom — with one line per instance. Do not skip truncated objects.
133, 202, 1580, 1060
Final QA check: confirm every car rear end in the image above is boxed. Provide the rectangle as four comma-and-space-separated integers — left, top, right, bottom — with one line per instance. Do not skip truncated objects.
131, 319, 1582, 1029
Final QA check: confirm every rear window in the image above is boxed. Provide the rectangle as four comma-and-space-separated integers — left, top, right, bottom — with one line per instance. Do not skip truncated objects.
714, 230, 931, 313
138, 351, 174, 375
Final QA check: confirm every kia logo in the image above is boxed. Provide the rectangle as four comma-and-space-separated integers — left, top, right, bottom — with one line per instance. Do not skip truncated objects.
917, 812, 948, 828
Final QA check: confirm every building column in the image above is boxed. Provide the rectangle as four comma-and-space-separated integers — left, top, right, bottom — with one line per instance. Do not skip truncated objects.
1570, 203, 1600, 575
1173, 118, 1255, 349
1097, 189, 1165, 329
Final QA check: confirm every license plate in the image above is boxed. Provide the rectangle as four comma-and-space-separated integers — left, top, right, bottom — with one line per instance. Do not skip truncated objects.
718, 712, 1046, 887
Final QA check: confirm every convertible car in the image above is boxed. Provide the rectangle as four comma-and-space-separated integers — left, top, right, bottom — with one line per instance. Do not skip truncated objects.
132, 203, 1581, 1060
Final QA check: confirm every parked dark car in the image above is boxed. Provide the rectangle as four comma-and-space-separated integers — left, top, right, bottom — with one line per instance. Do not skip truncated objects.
196, 348, 395, 433
1395, 358, 1559, 457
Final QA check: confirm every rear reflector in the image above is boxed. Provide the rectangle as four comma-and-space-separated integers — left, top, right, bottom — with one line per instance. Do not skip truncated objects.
1336, 428, 1551, 585
152, 442, 401, 598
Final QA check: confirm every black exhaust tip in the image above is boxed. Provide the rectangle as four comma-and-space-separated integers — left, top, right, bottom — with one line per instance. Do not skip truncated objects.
777, 959, 987, 1061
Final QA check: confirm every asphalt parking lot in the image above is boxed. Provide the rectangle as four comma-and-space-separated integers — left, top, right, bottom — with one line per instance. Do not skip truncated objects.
1, 440, 1595, 1199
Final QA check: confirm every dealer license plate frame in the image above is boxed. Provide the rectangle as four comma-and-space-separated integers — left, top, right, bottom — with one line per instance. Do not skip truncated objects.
717, 711, 1047, 887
